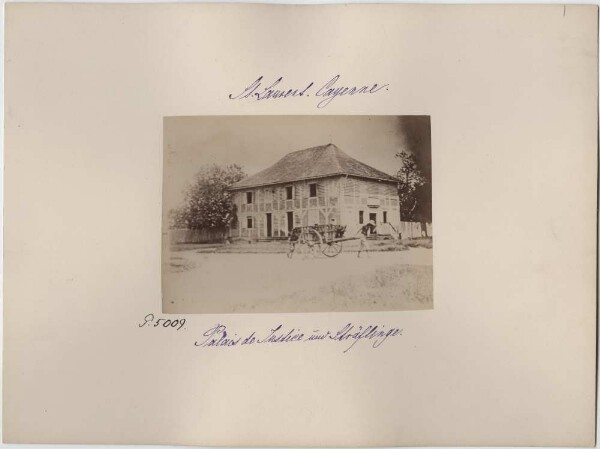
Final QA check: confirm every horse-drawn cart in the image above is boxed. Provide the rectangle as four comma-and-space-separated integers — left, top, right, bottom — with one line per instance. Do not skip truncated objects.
287, 224, 358, 258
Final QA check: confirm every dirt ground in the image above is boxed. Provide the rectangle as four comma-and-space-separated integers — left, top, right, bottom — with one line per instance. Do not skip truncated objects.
170, 237, 432, 254
163, 246, 433, 314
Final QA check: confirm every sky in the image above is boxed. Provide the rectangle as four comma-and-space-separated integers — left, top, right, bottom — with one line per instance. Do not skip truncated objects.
163, 115, 431, 211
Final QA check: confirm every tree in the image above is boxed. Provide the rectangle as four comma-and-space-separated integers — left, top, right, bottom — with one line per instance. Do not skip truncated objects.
395, 151, 428, 222
413, 181, 432, 223
170, 164, 246, 230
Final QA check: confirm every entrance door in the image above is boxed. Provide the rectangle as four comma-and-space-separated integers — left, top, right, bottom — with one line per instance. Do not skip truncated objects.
266, 213, 272, 237
287, 211, 294, 234
369, 213, 377, 234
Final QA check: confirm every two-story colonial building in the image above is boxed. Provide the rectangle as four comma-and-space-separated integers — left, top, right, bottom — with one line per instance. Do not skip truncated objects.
228, 143, 400, 240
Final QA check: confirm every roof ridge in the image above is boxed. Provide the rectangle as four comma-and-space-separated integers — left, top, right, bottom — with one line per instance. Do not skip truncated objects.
283, 143, 335, 155
328, 144, 346, 173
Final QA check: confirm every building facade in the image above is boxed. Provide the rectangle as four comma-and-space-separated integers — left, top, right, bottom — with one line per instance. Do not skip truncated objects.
229, 144, 400, 240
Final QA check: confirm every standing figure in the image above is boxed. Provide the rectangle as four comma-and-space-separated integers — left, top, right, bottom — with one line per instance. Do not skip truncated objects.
287, 228, 300, 258
356, 219, 376, 258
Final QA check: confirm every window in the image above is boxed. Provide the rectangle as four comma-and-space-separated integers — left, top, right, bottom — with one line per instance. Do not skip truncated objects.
359, 211, 364, 224
309, 183, 317, 197
383, 211, 387, 223
286, 186, 293, 200
247, 217, 253, 229
246, 191, 253, 204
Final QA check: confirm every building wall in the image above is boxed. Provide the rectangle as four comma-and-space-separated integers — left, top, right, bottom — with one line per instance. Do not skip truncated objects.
230, 176, 399, 239
339, 177, 400, 235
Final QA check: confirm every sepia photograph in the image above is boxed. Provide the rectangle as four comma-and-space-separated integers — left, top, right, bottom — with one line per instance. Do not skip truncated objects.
162, 116, 433, 313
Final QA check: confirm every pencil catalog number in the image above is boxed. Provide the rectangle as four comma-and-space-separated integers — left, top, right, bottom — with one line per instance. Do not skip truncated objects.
138, 313, 186, 331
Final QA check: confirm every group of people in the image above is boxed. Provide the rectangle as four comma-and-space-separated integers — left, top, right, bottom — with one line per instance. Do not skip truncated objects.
287, 219, 376, 258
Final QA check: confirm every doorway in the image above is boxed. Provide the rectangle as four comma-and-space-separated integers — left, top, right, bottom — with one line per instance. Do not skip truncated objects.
266, 213, 272, 237
369, 213, 377, 234
287, 211, 294, 234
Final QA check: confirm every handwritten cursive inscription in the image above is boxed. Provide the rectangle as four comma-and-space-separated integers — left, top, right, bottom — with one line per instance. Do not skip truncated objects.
137, 313, 403, 353
228, 75, 389, 109
195, 323, 402, 353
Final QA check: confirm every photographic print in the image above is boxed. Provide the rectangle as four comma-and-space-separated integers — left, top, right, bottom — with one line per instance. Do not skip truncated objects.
162, 116, 432, 313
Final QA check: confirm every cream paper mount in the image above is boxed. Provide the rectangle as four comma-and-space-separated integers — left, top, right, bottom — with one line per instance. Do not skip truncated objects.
4, 3, 598, 447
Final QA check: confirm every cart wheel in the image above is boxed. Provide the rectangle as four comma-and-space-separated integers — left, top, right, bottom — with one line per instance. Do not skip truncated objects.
322, 242, 343, 257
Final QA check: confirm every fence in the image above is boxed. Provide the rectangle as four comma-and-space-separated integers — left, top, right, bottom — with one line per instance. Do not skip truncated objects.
399, 222, 433, 239
377, 223, 399, 237
169, 228, 227, 244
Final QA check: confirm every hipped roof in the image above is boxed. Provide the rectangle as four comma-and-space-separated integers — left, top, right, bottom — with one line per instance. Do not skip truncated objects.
230, 143, 397, 190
